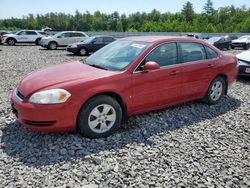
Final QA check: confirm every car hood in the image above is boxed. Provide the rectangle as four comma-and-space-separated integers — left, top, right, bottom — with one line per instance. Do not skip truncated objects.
18, 61, 118, 97
3, 33, 15, 37
41, 36, 53, 40
236, 50, 250, 62
233, 38, 248, 43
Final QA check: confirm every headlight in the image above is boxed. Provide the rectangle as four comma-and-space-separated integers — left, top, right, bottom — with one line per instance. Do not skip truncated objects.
70, 44, 77, 48
29, 89, 71, 104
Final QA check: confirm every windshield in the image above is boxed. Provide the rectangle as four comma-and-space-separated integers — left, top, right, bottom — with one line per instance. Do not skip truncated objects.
86, 40, 149, 71
83, 36, 95, 43
53, 32, 64, 37
208, 37, 221, 43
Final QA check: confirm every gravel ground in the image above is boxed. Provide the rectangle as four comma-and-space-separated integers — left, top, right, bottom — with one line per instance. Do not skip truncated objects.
0, 45, 249, 187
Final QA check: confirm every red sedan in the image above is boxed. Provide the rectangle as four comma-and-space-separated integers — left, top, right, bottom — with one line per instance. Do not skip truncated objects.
11, 36, 238, 138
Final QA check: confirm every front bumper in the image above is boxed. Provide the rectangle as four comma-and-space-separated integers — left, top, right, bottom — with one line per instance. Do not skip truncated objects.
239, 65, 250, 76
238, 60, 250, 76
66, 46, 79, 54
11, 90, 78, 132
40, 40, 49, 47
231, 43, 246, 48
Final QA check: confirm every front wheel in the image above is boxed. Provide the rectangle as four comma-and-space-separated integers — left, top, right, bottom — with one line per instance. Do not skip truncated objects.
77, 95, 122, 138
7, 38, 16, 46
35, 38, 41, 45
203, 77, 226, 105
48, 41, 58, 50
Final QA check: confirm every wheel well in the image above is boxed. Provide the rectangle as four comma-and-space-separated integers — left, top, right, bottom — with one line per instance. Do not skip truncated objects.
49, 41, 58, 46
80, 92, 128, 123
6, 37, 17, 42
216, 74, 228, 94
36, 38, 41, 41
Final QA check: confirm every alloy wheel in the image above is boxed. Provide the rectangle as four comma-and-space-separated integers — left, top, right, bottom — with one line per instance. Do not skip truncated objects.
88, 104, 116, 134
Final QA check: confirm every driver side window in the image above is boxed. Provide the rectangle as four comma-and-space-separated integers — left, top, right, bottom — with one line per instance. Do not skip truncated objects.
144, 43, 178, 67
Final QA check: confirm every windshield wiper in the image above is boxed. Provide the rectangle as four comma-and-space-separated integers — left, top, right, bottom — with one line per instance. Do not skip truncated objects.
87, 64, 108, 70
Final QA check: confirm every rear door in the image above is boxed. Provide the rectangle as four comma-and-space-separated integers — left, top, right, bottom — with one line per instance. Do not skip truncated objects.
26, 31, 38, 42
177, 42, 218, 99
132, 42, 183, 113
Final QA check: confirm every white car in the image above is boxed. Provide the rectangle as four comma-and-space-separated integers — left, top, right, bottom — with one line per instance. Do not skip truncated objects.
231, 35, 250, 50
40, 31, 89, 50
1, 30, 46, 45
236, 50, 250, 76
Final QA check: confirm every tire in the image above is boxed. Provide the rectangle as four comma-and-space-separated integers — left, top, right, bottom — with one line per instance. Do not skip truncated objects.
77, 95, 122, 138
35, 38, 41, 45
203, 77, 226, 105
231, 45, 235, 49
78, 47, 88, 56
243, 43, 249, 50
48, 41, 58, 50
7, 38, 16, 46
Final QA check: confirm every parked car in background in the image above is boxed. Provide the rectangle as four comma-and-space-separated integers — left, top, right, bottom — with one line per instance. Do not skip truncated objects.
67, 35, 115, 56
1, 30, 46, 45
186, 33, 200, 39
207, 36, 232, 50
0, 31, 11, 43
11, 36, 238, 138
40, 31, 88, 50
231, 35, 250, 50
236, 50, 250, 76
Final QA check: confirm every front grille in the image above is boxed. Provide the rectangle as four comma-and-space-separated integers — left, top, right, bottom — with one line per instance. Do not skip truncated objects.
24, 120, 56, 126
16, 91, 25, 101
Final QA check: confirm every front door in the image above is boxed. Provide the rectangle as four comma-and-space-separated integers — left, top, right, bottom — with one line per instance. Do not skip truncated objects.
131, 42, 183, 113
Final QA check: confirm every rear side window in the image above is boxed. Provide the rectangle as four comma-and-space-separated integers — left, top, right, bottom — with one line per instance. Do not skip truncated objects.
144, 43, 178, 67
26, 31, 37, 35
179, 42, 206, 63
103, 37, 114, 43
205, 46, 218, 59
71, 33, 86, 37
38, 32, 46, 35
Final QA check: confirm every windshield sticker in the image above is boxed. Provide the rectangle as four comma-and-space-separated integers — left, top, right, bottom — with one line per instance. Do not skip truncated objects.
130, 44, 146, 49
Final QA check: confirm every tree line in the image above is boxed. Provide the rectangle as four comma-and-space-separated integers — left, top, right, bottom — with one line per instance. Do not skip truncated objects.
0, 0, 250, 33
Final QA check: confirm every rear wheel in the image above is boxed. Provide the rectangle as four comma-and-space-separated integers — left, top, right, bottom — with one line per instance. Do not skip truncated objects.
7, 38, 16, 46
231, 45, 235, 49
48, 41, 58, 50
77, 95, 122, 138
203, 77, 226, 105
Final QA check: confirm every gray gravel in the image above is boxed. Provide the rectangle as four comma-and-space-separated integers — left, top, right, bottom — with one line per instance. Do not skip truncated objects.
0, 44, 249, 187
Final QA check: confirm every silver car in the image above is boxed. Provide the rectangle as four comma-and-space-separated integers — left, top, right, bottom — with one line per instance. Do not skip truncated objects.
40, 31, 89, 50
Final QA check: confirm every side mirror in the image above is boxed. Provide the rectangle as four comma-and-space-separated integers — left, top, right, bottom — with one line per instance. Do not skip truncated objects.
57, 36, 62, 38
141, 61, 160, 72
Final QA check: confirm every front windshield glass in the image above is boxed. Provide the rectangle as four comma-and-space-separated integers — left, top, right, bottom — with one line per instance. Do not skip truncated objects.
53, 32, 64, 37
86, 40, 149, 71
83, 36, 95, 43
208, 37, 221, 43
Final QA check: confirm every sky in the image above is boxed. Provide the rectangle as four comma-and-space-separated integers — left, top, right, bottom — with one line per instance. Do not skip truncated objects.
0, 0, 250, 19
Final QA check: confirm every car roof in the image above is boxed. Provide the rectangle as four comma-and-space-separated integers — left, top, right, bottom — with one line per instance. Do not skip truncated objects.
120, 36, 205, 43
92, 35, 114, 38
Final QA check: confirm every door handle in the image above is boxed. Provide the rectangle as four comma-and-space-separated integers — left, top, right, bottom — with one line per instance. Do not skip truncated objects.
170, 70, 180, 75
208, 64, 214, 68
